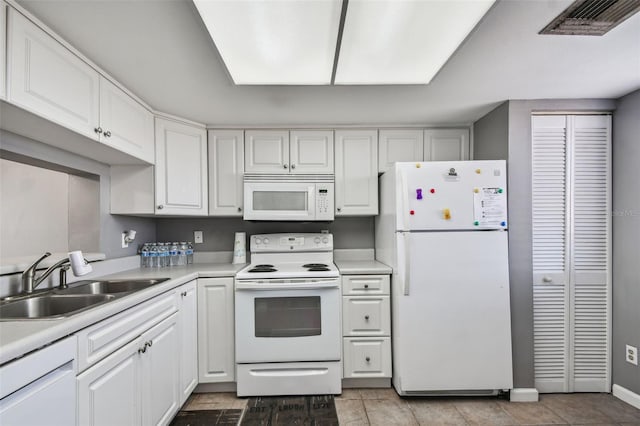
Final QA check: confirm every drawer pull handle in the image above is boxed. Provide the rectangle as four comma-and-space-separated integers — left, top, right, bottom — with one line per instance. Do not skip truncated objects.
138, 346, 147, 354
364, 284, 369, 289
181, 291, 187, 297
94, 127, 103, 134
146, 340, 153, 348
365, 357, 371, 362
364, 315, 370, 321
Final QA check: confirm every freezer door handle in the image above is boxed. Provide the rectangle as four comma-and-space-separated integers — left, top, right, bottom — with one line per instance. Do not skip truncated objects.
400, 232, 411, 296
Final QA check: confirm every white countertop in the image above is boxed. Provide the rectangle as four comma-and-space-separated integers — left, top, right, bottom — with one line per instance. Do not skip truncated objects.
0, 263, 244, 365
335, 260, 392, 275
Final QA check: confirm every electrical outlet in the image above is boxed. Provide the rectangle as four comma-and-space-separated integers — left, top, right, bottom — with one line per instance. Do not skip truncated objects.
194, 230, 204, 244
121, 232, 129, 248
626, 345, 638, 366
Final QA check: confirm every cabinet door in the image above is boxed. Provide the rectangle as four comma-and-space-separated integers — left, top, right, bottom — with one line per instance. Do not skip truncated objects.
245, 130, 289, 173
142, 313, 180, 426
378, 129, 424, 173
342, 296, 390, 336
99, 77, 154, 164
197, 277, 235, 383
424, 128, 470, 161
0, 2, 6, 100
77, 337, 143, 426
290, 130, 334, 174
209, 130, 244, 216
7, 9, 100, 140
178, 281, 198, 406
335, 130, 378, 216
155, 117, 208, 215
343, 337, 391, 378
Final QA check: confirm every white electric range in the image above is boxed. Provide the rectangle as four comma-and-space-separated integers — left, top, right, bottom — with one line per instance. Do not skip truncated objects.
234, 233, 341, 397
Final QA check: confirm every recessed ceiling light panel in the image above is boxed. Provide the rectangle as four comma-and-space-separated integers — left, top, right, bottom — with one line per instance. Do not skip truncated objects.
194, 0, 342, 85
335, 0, 495, 85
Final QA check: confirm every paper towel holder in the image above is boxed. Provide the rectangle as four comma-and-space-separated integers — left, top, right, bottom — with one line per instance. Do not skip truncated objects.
122, 229, 136, 248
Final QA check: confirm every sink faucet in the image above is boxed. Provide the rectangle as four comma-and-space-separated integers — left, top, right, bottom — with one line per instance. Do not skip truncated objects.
21, 252, 73, 294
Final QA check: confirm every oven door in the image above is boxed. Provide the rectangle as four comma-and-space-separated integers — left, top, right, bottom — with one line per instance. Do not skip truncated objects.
243, 181, 315, 221
235, 283, 341, 363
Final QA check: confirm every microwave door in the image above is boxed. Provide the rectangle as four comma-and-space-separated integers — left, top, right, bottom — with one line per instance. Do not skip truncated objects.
244, 183, 315, 220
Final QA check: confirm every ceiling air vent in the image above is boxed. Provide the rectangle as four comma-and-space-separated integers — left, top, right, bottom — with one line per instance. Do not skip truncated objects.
540, 0, 640, 35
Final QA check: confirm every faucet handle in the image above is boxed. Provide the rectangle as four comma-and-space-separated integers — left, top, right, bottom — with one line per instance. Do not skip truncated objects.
23, 252, 52, 275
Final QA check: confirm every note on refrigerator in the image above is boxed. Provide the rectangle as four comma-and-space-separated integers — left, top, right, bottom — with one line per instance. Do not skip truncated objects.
473, 187, 507, 227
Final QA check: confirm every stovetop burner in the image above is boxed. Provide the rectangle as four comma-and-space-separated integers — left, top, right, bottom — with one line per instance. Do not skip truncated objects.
303, 263, 329, 268
307, 267, 330, 272
248, 266, 277, 273
254, 264, 274, 268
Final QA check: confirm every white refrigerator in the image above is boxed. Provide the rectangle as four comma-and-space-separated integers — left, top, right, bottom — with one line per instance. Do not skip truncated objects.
375, 160, 513, 395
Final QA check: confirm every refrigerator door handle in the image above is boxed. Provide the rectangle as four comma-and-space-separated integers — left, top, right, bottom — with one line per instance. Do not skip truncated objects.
400, 169, 409, 230
401, 232, 411, 296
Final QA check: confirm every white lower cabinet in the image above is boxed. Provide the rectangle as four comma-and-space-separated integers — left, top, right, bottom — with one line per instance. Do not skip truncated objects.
0, 336, 76, 426
178, 281, 198, 405
197, 277, 235, 383
76, 281, 195, 426
341, 274, 391, 379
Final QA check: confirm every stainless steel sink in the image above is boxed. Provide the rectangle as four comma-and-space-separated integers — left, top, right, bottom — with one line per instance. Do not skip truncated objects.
58, 278, 170, 295
0, 278, 170, 320
0, 294, 116, 320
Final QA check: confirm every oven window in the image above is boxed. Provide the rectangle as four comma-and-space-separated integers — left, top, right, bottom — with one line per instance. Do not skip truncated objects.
253, 191, 307, 211
254, 296, 321, 337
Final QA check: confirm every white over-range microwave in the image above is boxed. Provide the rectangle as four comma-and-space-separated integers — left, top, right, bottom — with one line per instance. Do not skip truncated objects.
243, 175, 334, 221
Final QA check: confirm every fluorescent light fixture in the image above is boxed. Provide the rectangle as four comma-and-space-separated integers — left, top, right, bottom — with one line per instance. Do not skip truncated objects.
335, 0, 495, 85
193, 0, 342, 85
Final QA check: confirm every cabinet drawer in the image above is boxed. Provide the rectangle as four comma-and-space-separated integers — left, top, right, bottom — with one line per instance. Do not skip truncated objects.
342, 296, 390, 336
76, 291, 178, 372
343, 337, 391, 378
342, 275, 389, 295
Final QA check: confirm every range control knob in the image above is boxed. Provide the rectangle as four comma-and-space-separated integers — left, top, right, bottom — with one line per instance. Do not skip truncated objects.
322, 237, 328, 244
255, 238, 262, 245
314, 237, 321, 244
263, 238, 269, 245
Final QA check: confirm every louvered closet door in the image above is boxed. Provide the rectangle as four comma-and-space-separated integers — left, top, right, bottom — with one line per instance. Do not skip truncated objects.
532, 115, 611, 394
532, 115, 570, 393
571, 115, 611, 392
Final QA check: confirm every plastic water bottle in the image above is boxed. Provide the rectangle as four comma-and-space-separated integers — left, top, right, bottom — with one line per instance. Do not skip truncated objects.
186, 242, 194, 265
159, 243, 169, 267
169, 242, 179, 266
150, 243, 160, 268
140, 243, 150, 268
178, 242, 188, 266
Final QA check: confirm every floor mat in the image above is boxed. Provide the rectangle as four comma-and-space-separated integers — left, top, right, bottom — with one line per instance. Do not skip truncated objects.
241, 395, 338, 426
170, 409, 243, 426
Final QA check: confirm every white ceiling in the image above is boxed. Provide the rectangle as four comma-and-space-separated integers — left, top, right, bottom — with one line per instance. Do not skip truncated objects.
15, 0, 640, 127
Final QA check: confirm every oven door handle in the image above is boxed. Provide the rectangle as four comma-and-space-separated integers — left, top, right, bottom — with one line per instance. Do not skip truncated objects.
235, 280, 340, 291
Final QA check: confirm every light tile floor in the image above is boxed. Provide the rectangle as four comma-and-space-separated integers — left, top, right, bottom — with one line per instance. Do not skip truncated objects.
183, 389, 640, 425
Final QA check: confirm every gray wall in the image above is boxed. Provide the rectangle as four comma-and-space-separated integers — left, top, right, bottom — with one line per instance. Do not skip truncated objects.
0, 130, 156, 259
156, 217, 374, 252
473, 99, 617, 389
612, 89, 640, 394
473, 102, 509, 161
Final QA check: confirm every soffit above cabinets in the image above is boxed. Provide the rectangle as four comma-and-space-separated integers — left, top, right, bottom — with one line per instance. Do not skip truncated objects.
193, 0, 495, 85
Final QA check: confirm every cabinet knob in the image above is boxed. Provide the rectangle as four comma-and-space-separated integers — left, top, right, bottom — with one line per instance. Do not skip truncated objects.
181, 291, 187, 297
364, 315, 370, 321
146, 340, 153, 348
365, 357, 371, 362
337, 207, 342, 212
291, 164, 296, 169
138, 346, 147, 354
542, 276, 553, 283
104, 130, 112, 138
157, 205, 164, 210
94, 127, 103, 134
237, 207, 242, 212
283, 164, 288, 169
364, 284, 369, 289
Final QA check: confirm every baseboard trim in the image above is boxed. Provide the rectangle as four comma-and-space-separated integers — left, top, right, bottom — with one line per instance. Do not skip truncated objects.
510, 388, 539, 402
194, 382, 237, 393
342, 378, 391, 389
612, 384, 640, 410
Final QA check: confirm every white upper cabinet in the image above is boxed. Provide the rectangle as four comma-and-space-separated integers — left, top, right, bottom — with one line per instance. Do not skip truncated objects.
209, 130, 244, 216
7, 8, 100, 140
378, 129, 424, 173
155, 117, 208, 215
423, 128, 470, 161
0, 2, 7, 100
245, 129, 334, 174
245, 130, 290, 173
99, 77, 154, 164
335, 129, 378, 216
290, 130, 334, 174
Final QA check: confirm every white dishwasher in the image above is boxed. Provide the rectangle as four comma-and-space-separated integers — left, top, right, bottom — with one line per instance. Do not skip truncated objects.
0, 336, 76, 426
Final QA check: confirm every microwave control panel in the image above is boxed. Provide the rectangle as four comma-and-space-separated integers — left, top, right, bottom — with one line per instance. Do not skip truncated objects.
315, 183, 334, 221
